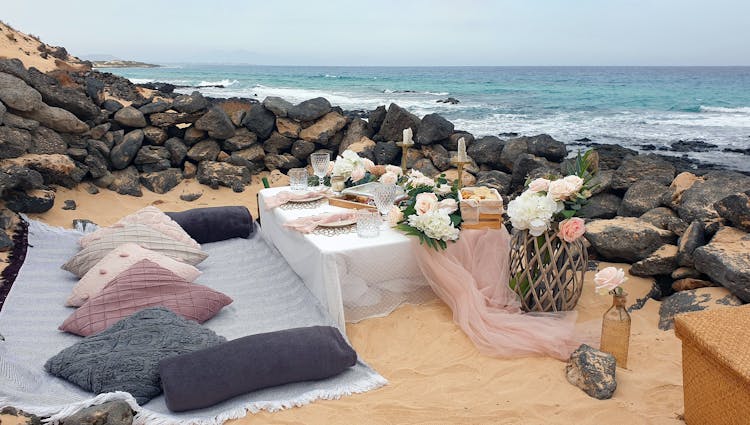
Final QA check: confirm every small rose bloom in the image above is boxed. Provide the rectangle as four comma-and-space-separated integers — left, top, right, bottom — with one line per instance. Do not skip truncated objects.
379, 171, 398, 185
362, 158, 376, 172
385, 165, 403, 176
350, 165, 366, 182
558, 217, 586, 242
387, 205, 404, 226
414, 192, 439, 215
563, 175, 584, 193
594, 267, 627, 295
437, 198, 458, 214
369, 165, 387, 176
528, 178, 551, 193
547, 179, 576, 201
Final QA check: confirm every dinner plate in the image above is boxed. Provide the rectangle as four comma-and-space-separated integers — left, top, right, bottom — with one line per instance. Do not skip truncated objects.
318, 218, 357, 227
287, 194, 325, 203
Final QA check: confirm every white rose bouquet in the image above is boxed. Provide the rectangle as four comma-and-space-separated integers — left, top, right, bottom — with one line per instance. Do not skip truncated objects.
331, 149, 377, 186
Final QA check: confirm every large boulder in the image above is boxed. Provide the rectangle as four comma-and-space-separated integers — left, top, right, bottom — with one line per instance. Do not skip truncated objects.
4, 153, 84, 188
658, 287, 743, 330
592, 144, 637, 170
611, 155, 676, 191
2, 112, 39, 131
140, 168, 183, 194
524, 134, 567, 162
149, 111, 202, 127
422, 144, 452, 171
142, 126, 168, 145
164, 138, 187, 167
299, 112, 347, 144
241, 104, 276, 140
0, 72, 43, 112
0, 126, 32, 158
287, 97, 331, 122
172, 91, 207, 113
376, 103, 420, 142
510, 154, 558, 189
499, 138, 528, 172
17, 104, 88, 134
585, 217, 676, 262
0, 164, 43, 192
134, 146, 170, 165
368, 105, 387, 133
417, 113, 453, 145
230, 144, 265, 164
114, 106, 147, 128
138, 100, 171, 115
475, 170, 512, 195
715, 191, 750, 231
677, 171, 750, 223
339, 118, 372, 152
29, 126, 66, 154
195, 107, 235, 140
26, 68, 100, 120
442, 132, 474, 151
291, 139, 316, 161
222, 127, 257, 151
677, 221, 706, 267
467, 136, 506, 169
186, 139, 221, 162
694, 227, 750, 302
262, 132, 294, 154
197, 161, 250, 189
276, 117, 301, 138
640, 207, 687, 235
4, 188, 55, 213
108, 166, 142, 196
617, 181, 670, 217
347, 136, 376, 161
565, 344, 617, 399
373, 141, 400, 165
84, 152, 108, 178
110, 129, 144, 170
579, 193, 621, 219
263, 96, 293, 117
264, 153, 302, 171
630, 244, 678, 276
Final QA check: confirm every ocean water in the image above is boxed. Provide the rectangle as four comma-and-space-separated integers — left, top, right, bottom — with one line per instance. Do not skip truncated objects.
104, 65, 750, 171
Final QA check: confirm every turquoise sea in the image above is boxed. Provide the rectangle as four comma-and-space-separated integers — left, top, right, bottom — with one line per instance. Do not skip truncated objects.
105, 65, 750, 171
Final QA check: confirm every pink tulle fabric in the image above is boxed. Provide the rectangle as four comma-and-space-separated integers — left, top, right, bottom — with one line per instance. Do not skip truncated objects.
283, 211, 358, 233
264, 189, 330, 209
413, 227, 584, 360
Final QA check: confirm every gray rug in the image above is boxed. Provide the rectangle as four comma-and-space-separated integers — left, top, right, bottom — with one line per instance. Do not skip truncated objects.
0, 219, 386, 424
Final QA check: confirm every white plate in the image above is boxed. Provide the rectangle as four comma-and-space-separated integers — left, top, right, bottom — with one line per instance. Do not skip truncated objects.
318, 218, 357, 227
287, 194, 325, 203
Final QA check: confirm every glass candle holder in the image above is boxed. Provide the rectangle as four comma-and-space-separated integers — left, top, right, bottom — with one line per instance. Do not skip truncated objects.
356, 210, 380, 238
331, 175, 346, 193
288, 168, 309, 191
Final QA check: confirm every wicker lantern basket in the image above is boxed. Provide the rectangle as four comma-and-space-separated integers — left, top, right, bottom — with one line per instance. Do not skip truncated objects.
509, 227, 588, 312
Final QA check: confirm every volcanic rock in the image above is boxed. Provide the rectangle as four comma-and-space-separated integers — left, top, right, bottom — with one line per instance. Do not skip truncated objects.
468, 136, 506, 170
17, 104, 88, 134
108, 166, 142, 196
195, 107, 235, 140
377, 103, 420, 142
417, 113, 454, 145
5, 188, 55, 213
196, 161, 250, 189
110, 129, 143, 169
565, 344, 617, 399
617, 181, 670, 217
288, 97, 331, 122
714, 191, 750, 232
693, 227, 750, 302
0, 71, 43, 112
0, 126, 32, 158
630, 244, 678, 276
263, 96, 293, 117
677, 171, 750, 223
242, 104, 276, 140
611, 155, 676, 190
186, 139, 221, 162
114, 106, 147, 128
299, 112, 347, 144
172, 91, 208, 113
579, 193, 621, 219
140, 168, 183, 194
658, 287, 742, 330
585, 217, 676, 262
30, 126, 66, 154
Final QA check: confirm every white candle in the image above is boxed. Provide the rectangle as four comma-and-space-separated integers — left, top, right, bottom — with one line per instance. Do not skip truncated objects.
402, 127, 414, 146
457, 137, 468, 162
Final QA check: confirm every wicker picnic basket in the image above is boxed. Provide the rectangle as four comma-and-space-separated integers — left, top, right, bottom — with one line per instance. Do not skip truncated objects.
674, 305, 750, 425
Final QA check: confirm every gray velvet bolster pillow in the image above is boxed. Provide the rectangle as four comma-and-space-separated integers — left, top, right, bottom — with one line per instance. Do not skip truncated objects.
165, 206, 253, 244
158, 325, 358, 412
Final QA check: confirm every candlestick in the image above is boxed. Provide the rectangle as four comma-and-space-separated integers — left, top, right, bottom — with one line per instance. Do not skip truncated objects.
397, 127, 415, 173
402, 127, 414, 146
457, 137, 468, 162
451, 157, 470, 189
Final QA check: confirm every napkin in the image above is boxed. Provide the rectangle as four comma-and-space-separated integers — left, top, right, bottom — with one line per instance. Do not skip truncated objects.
264, 188, 330, 209
283, 211, 358, 234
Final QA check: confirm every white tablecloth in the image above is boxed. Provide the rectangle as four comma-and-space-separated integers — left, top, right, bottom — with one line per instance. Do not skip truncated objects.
258, 187, 434, 330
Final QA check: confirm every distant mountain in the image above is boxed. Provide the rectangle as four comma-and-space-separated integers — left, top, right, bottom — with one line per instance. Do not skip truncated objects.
82, 53, 120, 61
0, 20, 90, 72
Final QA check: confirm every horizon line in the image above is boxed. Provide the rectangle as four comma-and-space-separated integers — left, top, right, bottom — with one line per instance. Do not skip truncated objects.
97, 62, 750, 68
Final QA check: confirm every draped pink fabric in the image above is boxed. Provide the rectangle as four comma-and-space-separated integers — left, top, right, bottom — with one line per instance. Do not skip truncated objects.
284, 211, 358, 233
413, 227, 584, 360
264, 189, 330, 209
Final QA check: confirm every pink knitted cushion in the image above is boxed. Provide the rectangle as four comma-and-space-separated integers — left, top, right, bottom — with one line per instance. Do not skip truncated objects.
60, 259, 232, 337
66, 243, 202, 307
80, 206, 200, 249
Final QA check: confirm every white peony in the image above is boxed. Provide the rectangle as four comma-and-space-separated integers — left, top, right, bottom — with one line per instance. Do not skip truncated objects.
506, 190, 560, 236
408, 210, 460, 242
332, 149, 366, 181
385, 165, 403, 176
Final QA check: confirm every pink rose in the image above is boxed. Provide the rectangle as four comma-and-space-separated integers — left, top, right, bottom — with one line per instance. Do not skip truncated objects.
362, 158, 375, 172
379, 171, 398, 185
563, 175, 584, 193
558, 217, 585, 242
385, 165, 403, 176
594, 267, 627, 295
350, 165, 366, 182
387, 205, 404, 226
437, 198, 458, 214
414, 192, 438, 215
528, 178, 551, 193
547, 179, 576, 201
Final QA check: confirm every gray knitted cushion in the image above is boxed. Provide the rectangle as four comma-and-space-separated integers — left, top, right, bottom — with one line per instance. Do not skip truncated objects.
45, 307, 225, 405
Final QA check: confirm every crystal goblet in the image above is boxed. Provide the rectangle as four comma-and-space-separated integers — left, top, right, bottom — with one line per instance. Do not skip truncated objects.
372, 183, 400, 228
310, 152, 330, 190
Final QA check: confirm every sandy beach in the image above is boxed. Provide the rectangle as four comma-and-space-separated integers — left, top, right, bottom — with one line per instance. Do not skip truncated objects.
4, 179, 684, 425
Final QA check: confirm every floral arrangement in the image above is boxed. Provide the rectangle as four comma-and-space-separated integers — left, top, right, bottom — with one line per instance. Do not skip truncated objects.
595, 267, 627, 295
506, 149, 597, 240
393, 170, 461, 250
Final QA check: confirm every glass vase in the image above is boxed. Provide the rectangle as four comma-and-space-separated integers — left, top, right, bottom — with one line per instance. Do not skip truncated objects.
600, 292, 631, 368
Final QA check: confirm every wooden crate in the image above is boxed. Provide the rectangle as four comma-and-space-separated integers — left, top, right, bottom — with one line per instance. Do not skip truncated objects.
461, 218, 503, 230
328, 197, 377, 211
459, 187, 504, 229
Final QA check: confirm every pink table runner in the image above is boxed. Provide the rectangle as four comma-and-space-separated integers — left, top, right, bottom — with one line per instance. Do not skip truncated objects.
413, 227, 586, 360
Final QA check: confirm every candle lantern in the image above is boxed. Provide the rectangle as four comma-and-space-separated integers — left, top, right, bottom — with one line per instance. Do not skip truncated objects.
396, 127, 415, 174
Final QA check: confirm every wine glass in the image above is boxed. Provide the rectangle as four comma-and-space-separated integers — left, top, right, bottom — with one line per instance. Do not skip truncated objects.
310, 152, 330, 190
372, 183, 400, 228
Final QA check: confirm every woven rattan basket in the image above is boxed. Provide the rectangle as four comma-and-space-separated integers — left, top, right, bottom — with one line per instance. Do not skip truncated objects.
674, 305, 750, 425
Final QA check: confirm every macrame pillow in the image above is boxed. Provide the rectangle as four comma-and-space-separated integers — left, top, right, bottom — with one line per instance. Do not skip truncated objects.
61, 259, 232, 336
79, 206, 200, 249
66, 243, 202, 307
45, 307, 226, 405
62, 224, 208, 277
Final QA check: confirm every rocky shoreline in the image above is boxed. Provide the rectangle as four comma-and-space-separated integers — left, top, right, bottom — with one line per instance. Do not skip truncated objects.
0, 58, 748, 319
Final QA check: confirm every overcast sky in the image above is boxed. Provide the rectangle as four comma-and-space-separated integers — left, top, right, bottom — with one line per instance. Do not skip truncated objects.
2, 0, 748, 66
